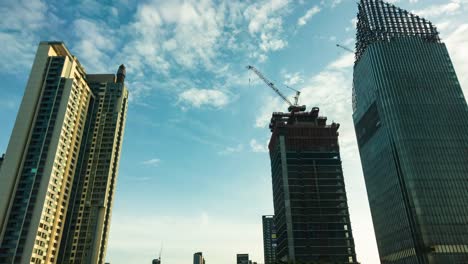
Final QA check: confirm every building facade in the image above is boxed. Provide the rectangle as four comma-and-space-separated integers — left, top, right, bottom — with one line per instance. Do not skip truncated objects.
262, 215, 277, 264
236, 254, 249, 264
352, 1, 468, 263
268, 108, 357, 264
193, 252, 205, 264
0, 42, 128, 264
0, 154, 4, 170
57, 67, 128, 264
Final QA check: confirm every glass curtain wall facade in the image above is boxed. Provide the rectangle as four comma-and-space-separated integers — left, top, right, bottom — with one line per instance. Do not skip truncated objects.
353, 1, 468, 263
268, 109, 357, 264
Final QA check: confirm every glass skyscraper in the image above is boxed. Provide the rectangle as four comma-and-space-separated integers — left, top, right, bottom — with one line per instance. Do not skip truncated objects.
268, 108, 357, 264
353, 1, 468, 263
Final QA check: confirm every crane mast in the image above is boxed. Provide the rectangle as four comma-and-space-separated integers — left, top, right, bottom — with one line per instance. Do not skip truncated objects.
247, 65, 306, 113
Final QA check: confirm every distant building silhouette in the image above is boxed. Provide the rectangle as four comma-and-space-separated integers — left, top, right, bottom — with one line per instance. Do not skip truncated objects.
236, 253, 249, 264
194, 252, 205, 264
262, 215, 277, 264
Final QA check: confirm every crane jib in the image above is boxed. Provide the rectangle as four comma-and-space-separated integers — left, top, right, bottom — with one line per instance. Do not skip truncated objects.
247, 65, 306, 113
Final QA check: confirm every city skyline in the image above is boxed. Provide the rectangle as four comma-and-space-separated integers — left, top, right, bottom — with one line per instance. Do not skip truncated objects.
1, 0, 467, 263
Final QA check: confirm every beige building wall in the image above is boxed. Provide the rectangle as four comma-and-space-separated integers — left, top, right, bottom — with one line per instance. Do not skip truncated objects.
59, 74, 128, 264
95, 84, 128, 264
0, 43, 53, 236
0, 42, 93, 264
0, 42, 128, 264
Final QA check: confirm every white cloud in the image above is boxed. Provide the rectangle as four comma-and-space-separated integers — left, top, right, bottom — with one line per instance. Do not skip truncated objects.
113, 0, 259, 106
160, 1, 224, 68
254, 96, 287, 128
413, 0, 463, 18
345, 18, 358, 32
244, 0, 291, 56
0, 0, 48, 73
0, 0, 47, 31
119, 2, 169, 75
142, 158, 161, 166
72, 19, 117, 73
327, 53, 355, 70
435, 20, 452, 32
178, 88, 229, 109
445, 24, 468, 96
245, 0, 289, 34
283, 71, 304, 86
297, 6, 321, 27
330, 0, 343, 8
218, 144, 244, 155
0, 98, 18, 110
121, 0, 226, 75
250, 139, 268, 153
259, 18, 287, 52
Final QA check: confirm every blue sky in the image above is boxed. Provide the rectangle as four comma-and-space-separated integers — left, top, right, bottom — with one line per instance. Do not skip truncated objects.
1, 0, 467, 263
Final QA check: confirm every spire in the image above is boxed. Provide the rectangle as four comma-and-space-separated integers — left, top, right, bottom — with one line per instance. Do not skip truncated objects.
355, 0, 440, 63
116, 64, 126, 83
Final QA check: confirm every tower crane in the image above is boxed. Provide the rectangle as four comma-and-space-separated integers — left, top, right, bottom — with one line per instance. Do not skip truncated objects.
336, 44, 354, 53
247, 65, 306, 113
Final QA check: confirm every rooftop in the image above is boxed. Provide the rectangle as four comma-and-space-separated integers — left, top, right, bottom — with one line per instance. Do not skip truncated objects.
355, 0, 440, 63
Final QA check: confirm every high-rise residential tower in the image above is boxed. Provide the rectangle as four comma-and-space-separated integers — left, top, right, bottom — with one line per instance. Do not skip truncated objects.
0, 42, 128, 264
262, 215, 277, 264
58, 68, 128, 264
268, 108, 357, 264
236, 254, 249, 264
352, 1, 468, 263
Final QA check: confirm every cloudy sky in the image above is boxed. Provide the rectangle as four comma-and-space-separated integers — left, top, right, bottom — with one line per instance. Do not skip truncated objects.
1, 0, 467, 263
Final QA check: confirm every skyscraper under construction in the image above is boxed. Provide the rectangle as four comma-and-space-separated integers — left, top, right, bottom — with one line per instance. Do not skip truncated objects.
0, 42, 128, 264
268, 108, 357, 263
353, 0, 468, 263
